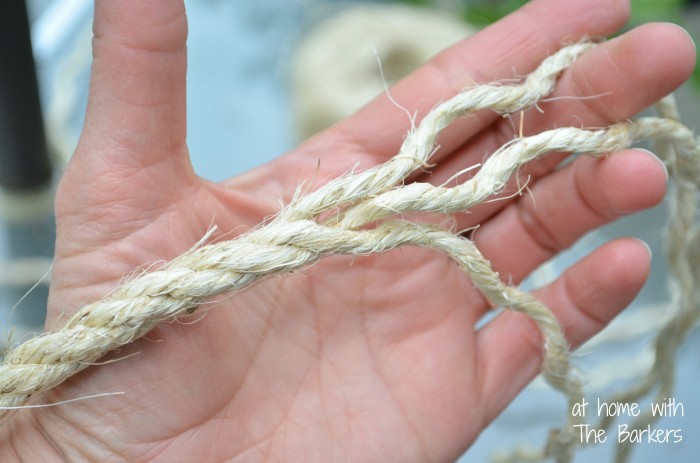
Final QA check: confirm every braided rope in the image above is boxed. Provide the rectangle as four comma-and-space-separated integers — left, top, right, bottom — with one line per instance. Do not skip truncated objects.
1, 41, 699, 463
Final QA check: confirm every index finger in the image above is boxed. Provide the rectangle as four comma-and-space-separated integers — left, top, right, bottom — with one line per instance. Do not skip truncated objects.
329, 0, 630, 164
256, 0, 630, 202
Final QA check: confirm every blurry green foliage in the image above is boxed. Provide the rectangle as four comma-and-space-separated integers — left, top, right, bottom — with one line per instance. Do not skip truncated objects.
630, 0, 684, 23
396, 0, 699, 88
459, 0, 528, 27
397, 0, 685, 28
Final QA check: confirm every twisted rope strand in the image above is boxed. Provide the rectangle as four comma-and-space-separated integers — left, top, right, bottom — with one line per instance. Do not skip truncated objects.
0, 40, 596, 415
2, 117, 691, 413
0, 42, 698, 463
277, 42, 595, 221
333, 118, 697, 229
495, 97, 700, 463
0, 220, 563, 412
608, 97, 700, 463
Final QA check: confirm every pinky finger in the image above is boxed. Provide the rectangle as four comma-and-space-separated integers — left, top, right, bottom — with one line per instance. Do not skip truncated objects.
473, 237, 651, 425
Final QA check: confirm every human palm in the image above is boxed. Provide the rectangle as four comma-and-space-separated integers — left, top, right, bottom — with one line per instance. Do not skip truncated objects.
3, 0, 695, 461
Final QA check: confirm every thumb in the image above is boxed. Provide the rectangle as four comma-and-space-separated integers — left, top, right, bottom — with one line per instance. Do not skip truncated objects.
71, 0, 190, 178
53, 0, 195, 259
49, 1, 196, 323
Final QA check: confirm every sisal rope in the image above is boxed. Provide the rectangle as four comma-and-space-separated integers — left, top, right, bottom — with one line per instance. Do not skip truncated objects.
1, 41, 698, 463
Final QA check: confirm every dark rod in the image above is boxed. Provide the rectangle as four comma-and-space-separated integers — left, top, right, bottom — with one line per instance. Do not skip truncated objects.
0, 0, 52, 191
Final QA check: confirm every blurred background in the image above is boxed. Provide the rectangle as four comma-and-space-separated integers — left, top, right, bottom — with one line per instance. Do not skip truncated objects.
1, 0, 699, 461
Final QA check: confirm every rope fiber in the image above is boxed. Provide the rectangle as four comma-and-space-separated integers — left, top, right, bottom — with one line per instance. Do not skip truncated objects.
1, 41, 698, 463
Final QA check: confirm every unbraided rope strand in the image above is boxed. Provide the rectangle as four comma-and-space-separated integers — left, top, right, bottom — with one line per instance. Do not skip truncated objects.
0, 220, 570, 412
0, 42, 699, 463
277, 41, 595, 221
0, 40, 598, 415
494, 97, 700, 463
1, 117, 696, 416
333, 117, 699, 229
0, 43, 593, 416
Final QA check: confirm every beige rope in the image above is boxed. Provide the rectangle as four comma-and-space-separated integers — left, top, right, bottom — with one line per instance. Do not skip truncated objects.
490, 95, 700, 463
591, 96, 700, 463
277, 41, 595, 221
0, 41, 698, 463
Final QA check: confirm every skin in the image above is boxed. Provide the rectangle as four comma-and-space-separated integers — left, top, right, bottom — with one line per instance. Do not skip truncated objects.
1, 0, 696, 461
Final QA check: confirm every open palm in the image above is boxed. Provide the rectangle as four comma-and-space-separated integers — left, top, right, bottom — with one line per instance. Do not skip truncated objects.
3, 0, 695, 461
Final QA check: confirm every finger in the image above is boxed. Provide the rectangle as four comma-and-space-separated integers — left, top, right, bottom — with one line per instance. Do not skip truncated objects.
239, 0, 630, 199
424, 22, 694, 224
72, 0, 190, 173
475, 148, 667, 285
336, 0, 628, 158
474, 238, 651, 424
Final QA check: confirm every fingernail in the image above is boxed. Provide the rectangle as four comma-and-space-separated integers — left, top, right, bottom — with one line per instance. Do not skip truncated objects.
637, 148, 668, 183
634, 238, 653, 260
660, 22, 696, 55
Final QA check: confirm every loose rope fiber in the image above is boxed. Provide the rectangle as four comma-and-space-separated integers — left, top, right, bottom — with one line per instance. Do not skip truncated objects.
1, 41, 699, 463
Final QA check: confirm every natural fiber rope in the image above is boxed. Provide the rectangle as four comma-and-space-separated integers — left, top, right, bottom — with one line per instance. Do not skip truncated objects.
277, 41, 595, 221
494, 94, 700, 463
1, 41, 699, 463
591, 96, 700, 463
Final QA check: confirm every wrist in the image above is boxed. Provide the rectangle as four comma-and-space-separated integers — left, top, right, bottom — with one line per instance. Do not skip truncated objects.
0, 410, 65, 461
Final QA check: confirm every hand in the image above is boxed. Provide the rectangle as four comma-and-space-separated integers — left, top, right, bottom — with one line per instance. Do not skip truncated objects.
3, 0, 694, 461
